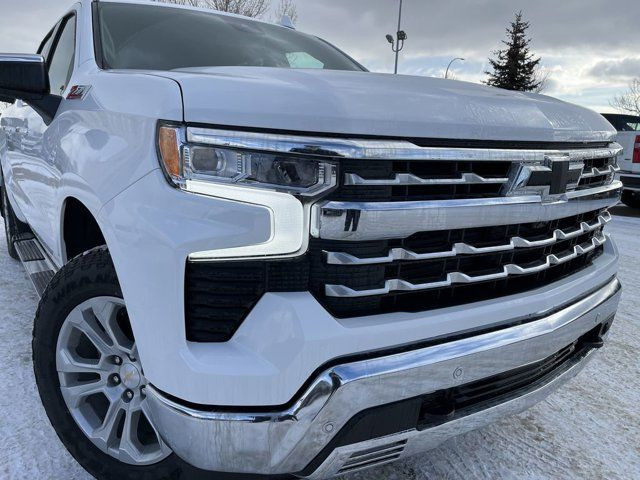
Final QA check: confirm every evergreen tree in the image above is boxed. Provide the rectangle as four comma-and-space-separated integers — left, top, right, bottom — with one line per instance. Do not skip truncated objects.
485, 12, 541, 91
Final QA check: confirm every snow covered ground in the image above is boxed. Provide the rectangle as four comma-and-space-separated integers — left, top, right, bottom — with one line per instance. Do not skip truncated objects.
0, 209, 638, 480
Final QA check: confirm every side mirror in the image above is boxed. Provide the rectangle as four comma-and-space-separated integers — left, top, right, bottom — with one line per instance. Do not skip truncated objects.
0, 54, 49, 99
0, 54, 61, 124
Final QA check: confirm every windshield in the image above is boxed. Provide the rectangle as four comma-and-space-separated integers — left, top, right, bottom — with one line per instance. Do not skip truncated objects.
96, 3, 364, 72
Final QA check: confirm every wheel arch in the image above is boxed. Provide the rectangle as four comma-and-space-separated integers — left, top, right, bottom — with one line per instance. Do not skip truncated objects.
61, 196, 107, 263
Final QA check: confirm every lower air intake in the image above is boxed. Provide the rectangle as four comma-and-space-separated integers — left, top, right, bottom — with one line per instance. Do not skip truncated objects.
337, 440, 408, 475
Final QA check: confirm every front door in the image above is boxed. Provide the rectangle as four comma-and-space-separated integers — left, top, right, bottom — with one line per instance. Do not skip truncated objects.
2, 13, 76, 254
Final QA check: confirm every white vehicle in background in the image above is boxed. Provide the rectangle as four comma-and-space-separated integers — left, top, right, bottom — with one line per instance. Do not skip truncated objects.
602, 113, 640, 208
0, 1, 623, 479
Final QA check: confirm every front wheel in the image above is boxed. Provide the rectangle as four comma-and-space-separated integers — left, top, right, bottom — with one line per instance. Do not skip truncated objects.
32, 247, 254, 480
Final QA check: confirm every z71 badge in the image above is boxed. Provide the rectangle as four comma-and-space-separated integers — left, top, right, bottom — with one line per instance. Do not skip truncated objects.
66, 85, 91, 100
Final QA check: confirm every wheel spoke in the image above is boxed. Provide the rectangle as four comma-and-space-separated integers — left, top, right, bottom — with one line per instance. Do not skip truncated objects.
119, 408, 143, 462
92, 399, 124, 449
60, 379, 107, 409
67, 308, 114, 355
57, 348, 110, 375
130, 344, 140, 362
91, 299, 134, 354
141, 400, 171, 452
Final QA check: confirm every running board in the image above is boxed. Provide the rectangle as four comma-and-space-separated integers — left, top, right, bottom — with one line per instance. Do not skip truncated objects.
14, 234, 57, 298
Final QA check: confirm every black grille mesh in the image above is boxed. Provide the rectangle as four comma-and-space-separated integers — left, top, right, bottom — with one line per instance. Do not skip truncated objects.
332, 160, 511, 202
185, 260, 308, 342
328, 156, 616, 202
576, 156, 617, 190
185, 210, 605, 342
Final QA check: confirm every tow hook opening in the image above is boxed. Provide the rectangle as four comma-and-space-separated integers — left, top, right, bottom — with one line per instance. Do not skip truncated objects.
584, 315, 615, 349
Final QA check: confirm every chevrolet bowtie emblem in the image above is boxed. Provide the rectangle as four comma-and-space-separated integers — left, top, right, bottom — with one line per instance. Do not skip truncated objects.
506, 155, 584, 199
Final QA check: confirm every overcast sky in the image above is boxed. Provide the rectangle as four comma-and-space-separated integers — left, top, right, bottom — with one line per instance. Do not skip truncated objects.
1, 0, 638, 113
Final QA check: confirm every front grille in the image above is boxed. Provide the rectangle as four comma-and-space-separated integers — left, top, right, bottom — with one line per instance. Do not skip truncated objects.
333, 159, 511, 202
577, 156, 620, 190
185, 137, 620, 342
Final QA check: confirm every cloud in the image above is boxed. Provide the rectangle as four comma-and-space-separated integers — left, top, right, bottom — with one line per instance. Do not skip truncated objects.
297, 0, 640, 60
0, 0, 637, 112
588, 58, 640, 80
295, 0, 638, 110
0, 0, 69, 52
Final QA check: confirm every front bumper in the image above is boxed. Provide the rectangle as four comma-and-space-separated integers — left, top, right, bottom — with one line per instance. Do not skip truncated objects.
145, 276, 621, 478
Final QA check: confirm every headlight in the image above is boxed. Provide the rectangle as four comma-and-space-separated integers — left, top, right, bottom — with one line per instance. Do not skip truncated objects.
158, 125, 337, 197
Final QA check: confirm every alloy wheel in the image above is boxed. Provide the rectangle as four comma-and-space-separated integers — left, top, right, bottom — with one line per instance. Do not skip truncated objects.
56, 297, 172, 465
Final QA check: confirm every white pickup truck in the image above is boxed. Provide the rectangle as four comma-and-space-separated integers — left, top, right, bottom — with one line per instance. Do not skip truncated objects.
601, 113, 640, 208
0, 1, 622, 479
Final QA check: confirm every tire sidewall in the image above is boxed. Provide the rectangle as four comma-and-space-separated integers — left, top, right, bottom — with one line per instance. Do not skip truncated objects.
31, 248, 284, 480
32, 248, 186, 480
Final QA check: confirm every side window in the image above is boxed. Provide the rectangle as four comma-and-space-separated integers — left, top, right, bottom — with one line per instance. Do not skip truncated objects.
38, 30, 53, 60
48, 15, 76, 96
37, 23, 59, 60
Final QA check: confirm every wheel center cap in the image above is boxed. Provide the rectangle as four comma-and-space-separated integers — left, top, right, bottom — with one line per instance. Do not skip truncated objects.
119, 363, 141, 389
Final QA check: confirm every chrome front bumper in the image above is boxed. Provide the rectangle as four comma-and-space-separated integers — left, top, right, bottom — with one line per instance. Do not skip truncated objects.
145, 277, 621, 478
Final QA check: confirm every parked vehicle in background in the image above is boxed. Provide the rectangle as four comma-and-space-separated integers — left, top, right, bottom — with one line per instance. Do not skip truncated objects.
602, 113, 640, 208
0, 1, 623, 479
0, 105, 28, 151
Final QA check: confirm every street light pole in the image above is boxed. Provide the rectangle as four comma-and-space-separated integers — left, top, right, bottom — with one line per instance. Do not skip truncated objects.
445, 57, 465, 79
394, 0, 403, 74
386, 0, 407, 74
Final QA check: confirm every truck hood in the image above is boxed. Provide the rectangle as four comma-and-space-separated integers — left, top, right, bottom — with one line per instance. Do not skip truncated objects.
157, 67, 616, 143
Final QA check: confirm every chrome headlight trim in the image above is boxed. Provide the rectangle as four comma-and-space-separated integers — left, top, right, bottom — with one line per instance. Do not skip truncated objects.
159, 125, 338, 198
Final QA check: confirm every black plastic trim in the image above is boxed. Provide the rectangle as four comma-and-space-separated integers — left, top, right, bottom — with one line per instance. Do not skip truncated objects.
92, 1, 107, 70
620, 175, 640, 189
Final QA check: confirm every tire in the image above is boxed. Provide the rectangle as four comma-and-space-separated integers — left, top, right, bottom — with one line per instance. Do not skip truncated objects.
621, 190, 640, 209
1, 177, 30, 260
32, 247, 287, 480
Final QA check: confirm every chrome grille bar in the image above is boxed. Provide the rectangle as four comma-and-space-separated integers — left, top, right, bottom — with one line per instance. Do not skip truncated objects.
344, 172, 509, 186
341, 155, 618, 190
312, 181, 621, 241
580, 164, 620, 179
325, 234, 607, 298
325, 211, 611, 266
